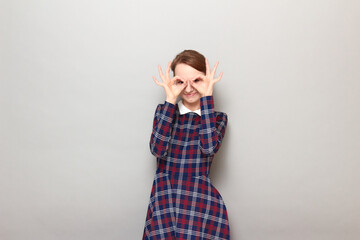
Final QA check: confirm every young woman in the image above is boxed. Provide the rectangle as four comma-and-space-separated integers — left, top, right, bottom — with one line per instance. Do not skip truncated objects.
143, 50, 230, 239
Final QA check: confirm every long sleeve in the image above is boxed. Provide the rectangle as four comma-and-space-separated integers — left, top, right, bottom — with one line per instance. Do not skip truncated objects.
199, 96, 228, 156
149, 101, 177, 158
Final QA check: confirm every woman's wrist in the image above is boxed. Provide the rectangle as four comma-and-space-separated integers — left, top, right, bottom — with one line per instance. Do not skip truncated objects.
166, 97, 177, 105
202, 91, 213, 97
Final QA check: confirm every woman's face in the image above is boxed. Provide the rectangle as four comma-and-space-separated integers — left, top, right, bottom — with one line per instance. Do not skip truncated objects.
174, 63, 204, 106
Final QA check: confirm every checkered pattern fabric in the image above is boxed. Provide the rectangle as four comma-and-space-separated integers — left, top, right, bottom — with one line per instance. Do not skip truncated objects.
143, 96, 230, 240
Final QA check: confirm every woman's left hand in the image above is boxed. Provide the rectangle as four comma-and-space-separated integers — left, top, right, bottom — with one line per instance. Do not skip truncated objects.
190, 58, 223, 97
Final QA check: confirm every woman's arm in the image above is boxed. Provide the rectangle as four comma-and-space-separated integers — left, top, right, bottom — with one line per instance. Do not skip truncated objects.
199, 95, 228, 156
150, 61, 187, 158
149, 101, 177, 158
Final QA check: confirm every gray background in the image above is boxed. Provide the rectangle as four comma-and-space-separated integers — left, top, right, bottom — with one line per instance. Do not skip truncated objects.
1, 0, 360, 239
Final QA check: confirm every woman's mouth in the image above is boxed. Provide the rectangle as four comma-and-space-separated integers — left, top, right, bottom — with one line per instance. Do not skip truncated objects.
185, 92, 197, 97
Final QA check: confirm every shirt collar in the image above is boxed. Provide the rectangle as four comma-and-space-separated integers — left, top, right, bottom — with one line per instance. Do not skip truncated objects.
178, 100, 201, 116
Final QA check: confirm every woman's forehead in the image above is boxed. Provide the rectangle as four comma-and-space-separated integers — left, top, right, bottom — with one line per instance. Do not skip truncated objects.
174, 63, 203, 79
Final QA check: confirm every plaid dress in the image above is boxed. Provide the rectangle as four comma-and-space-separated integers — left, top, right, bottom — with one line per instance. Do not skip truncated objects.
143, 96, 230, 240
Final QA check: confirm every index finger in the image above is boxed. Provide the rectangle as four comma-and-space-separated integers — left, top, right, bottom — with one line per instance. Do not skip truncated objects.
171, 75, 186, 85
192, 74, 206, 82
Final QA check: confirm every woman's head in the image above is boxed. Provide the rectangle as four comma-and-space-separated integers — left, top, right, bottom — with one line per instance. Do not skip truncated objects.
171, 50, 206, 75
171, 50, 206, 108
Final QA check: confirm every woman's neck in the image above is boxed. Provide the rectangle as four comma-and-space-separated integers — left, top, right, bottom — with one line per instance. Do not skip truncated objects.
183, 100, 200, 111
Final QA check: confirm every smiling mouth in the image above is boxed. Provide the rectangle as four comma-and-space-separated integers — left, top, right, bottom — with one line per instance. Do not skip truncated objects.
185, 92, 197, 96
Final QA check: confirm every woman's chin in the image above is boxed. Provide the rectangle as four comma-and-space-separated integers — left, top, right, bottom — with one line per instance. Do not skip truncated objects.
182, 95, 200, 104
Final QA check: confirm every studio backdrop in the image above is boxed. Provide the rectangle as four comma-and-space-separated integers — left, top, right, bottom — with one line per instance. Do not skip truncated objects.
1, 0, 359, 239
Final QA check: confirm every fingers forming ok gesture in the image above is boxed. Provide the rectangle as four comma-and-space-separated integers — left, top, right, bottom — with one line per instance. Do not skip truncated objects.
190, 58, 223, 97
153, 58, 223, 103
153, 61, 187, 104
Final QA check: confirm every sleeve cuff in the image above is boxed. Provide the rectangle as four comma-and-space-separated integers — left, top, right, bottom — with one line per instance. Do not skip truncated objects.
200, 95, 214, 112
163, 100, 177, 116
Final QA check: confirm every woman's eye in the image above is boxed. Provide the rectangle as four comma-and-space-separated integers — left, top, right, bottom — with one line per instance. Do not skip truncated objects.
194, 79, 199, 83
176, 80, 184, 84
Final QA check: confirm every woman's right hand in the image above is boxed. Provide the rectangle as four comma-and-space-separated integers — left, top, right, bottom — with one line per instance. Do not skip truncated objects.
152, 61, 187, 104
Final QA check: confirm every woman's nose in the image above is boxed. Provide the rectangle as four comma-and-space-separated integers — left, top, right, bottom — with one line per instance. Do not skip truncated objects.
185, 80, 193, 92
